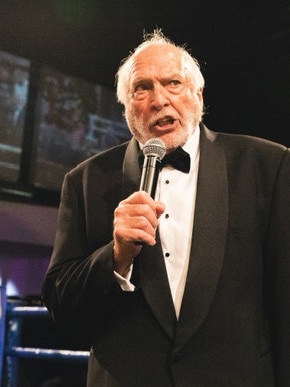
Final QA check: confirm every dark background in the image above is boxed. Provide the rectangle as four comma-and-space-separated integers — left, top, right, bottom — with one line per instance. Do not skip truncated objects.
0, 0, 289, 145
0, 3, 289, 385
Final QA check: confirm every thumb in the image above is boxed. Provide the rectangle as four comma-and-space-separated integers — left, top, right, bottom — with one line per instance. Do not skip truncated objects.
155, 201, 165, 218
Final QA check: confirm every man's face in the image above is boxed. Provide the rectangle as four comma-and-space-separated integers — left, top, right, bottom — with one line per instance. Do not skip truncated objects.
124, 44, 203, 152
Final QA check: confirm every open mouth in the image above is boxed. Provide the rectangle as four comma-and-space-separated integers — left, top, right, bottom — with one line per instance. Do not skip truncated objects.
154, 118, 176, 127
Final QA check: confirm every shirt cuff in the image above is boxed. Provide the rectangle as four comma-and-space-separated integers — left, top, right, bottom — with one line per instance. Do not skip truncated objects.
114, 266, 135, 292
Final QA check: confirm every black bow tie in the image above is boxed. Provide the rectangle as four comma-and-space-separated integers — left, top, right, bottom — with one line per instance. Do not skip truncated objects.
161, 147, 191, 173
139, 146, 191, 173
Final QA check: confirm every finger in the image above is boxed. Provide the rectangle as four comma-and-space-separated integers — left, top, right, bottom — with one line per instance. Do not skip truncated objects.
114, 225, 157, 246
115, 203, 160, 230
120, 190, 156, 207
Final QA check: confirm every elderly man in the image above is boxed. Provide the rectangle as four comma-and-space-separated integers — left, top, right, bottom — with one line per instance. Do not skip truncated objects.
43, 30, 290, 386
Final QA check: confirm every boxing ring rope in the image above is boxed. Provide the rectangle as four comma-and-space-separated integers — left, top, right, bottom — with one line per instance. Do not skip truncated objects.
0, 286, 89, 386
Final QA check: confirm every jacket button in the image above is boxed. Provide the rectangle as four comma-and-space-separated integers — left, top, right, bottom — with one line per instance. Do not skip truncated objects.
173, 351, 183, 363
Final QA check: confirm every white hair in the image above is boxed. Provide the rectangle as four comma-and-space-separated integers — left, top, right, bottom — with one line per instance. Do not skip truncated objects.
116, 29, 205, 106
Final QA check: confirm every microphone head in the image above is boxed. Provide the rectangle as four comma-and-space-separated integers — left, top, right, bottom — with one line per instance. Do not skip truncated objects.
143, 138, 166, 160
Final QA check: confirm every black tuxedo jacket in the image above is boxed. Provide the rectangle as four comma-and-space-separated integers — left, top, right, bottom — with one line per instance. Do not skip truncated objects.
43, 125, 290, 387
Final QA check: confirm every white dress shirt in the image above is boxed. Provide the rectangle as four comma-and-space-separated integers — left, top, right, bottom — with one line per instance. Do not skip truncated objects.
116, 126, 200, 318
155, 127, 200, 317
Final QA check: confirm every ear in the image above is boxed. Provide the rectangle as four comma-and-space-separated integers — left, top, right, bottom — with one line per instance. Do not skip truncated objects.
197, 87, 204, 103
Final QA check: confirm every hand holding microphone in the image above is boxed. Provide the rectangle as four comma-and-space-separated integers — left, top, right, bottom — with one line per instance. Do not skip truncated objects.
113, 139, 166, 275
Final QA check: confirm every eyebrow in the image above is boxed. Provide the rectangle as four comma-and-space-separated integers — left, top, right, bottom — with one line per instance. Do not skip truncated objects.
132, 73, 184, 85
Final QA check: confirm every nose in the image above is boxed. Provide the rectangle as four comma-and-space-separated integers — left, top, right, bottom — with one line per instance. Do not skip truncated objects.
150, 84, 170, 110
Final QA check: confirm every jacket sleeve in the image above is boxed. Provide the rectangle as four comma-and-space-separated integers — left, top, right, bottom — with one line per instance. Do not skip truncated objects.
42, 171, 123, 340
264, 148, 290, 386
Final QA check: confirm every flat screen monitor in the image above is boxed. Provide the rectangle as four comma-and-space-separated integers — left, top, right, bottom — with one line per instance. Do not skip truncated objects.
0, 51, 30, 183
31, 66, 131, 191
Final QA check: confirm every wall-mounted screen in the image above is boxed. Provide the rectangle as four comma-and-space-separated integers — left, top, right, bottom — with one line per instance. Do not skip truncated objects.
31, 66, 131, 191
0, 51, 30, 183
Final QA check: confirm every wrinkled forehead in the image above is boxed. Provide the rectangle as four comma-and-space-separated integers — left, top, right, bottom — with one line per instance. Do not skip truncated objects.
129, 44, 185, 79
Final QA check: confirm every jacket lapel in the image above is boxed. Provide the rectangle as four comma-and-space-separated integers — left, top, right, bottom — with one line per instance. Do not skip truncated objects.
122, 138, 141, 197
122, 138, 177, 339
139, 239, 177, 339
174, 126, 229, 349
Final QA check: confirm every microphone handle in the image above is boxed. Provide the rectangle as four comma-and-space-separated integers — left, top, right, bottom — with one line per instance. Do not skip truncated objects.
139, 156, 162, 198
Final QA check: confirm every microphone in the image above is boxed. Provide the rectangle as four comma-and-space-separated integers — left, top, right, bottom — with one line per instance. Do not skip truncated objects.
139, 138, 166, 198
